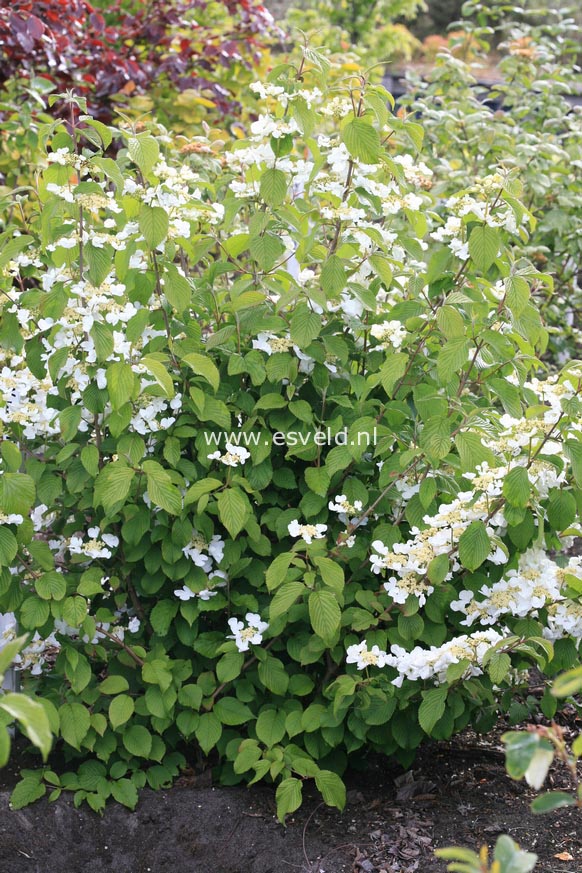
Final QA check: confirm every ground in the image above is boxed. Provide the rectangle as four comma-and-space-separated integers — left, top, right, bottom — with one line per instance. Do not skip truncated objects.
1, 720, 581, 873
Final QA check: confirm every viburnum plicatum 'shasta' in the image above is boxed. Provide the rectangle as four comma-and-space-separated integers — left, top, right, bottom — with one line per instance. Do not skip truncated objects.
0, 43, 582, 823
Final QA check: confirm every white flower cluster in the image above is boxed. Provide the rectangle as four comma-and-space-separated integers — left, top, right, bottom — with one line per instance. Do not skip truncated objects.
174, 532, 227, 602
208, 441, 250, 467
346, 629, 506, 686
227, 612, 269, 652
0, 612, 58, 676
68, 527, 120, 560
288, 520, 328, 544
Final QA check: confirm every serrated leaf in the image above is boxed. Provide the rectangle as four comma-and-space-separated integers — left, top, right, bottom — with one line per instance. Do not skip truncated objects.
469, 225, 500, 272
458, 520, 490, 571
308, 590, 341, 645
182, 353, 220, 392
342, 118, 380, 163
139, 205, 169, 249
275, 776, 303, 823
314, 770, 346, 810
260, 167, 287, 206
216, 488, 249, 538
418, 686, 447, 734
127, 134, 160, 176
59, 702, 90, 750
109, 694, 135, 729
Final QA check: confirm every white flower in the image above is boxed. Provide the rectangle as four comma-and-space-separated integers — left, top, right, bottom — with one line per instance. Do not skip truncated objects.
208, 441, 250, 467
174, 585, 196, 601
227, 612, 269, 652
288, 520, 327, 544
346, 641, 389, 670
128, 617, 141, 633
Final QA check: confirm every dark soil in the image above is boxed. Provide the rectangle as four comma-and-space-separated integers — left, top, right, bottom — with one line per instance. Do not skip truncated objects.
1, 723, 582, 873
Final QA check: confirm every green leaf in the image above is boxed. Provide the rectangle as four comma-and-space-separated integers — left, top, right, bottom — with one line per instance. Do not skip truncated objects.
59, 703, 90, 750
551, 666, 582, 697
437, 337, 470, 382
195, 712, 222, 754
505, 276, 530, 317
139, 205, 169, 249
184, 478, 222, 506
85, 241, 113, 287
420, 416, 451, 463
106, 362, 137, 411
260, 168, 287, 206
0, 526, 18, 567
141, 355, 175, 399
127, 134, 160, 176
531, 791, 575, 814
10, 776, 46, 810
469, 225, 500, 272
217, 488, 250, 538
164, 264, 191, 312
308, 590, 341, 645
257, 657, 289, 695
488, 652, 511, 685
458, 520, 490, 571
99, 675, 130, 694
182, 353, 220, 392
109, 694, 135, 729
342, 118, 381, 163
123, 724, 152, 758
502, 731, 541, 779
269, 580, 304, 622
255, 709, 287, 748
379, 352, 408, 396
143, 461, 182, 515
320, 255, 346, 295
369, 254, 393, 288
216, 652, 244, 683
427, 553, 449, 585
110, 777, 138, 809
80, 445, 100, 477
20, 596, 50, 629
62, 595, 87, 627
503, 466, 530, 508
547, 489, 577, 531
314, 557, 344, 594
290, 307, 321, 347
314, 770, 346, 810
35, 571, 66, 601
418, 686, 447, 734
214, 697, 254, 726
275, 776, 303, 823
0, 473, 35, 515
0, 693, 52, 759
305, 467, 330, 497
0, 441, 22, 471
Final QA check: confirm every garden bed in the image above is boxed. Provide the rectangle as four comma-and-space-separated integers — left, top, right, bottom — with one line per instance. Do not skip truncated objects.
1, 724, 581, 873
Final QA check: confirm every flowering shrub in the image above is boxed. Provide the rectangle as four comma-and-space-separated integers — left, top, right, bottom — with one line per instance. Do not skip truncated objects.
403, 2, 582, 363
1, 41, 582, 820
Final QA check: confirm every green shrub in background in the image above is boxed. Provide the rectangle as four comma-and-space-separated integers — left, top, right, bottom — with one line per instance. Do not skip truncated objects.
403, 0, 582, 363
1, 30, 582, 821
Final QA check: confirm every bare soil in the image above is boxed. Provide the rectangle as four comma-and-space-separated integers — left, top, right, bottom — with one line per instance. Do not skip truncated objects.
1, 717, 582, 873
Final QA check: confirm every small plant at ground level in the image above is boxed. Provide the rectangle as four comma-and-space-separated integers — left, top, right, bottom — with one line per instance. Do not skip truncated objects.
502, 666, 582, 813
434, 664, 582, 871
436, 835, 537, 873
